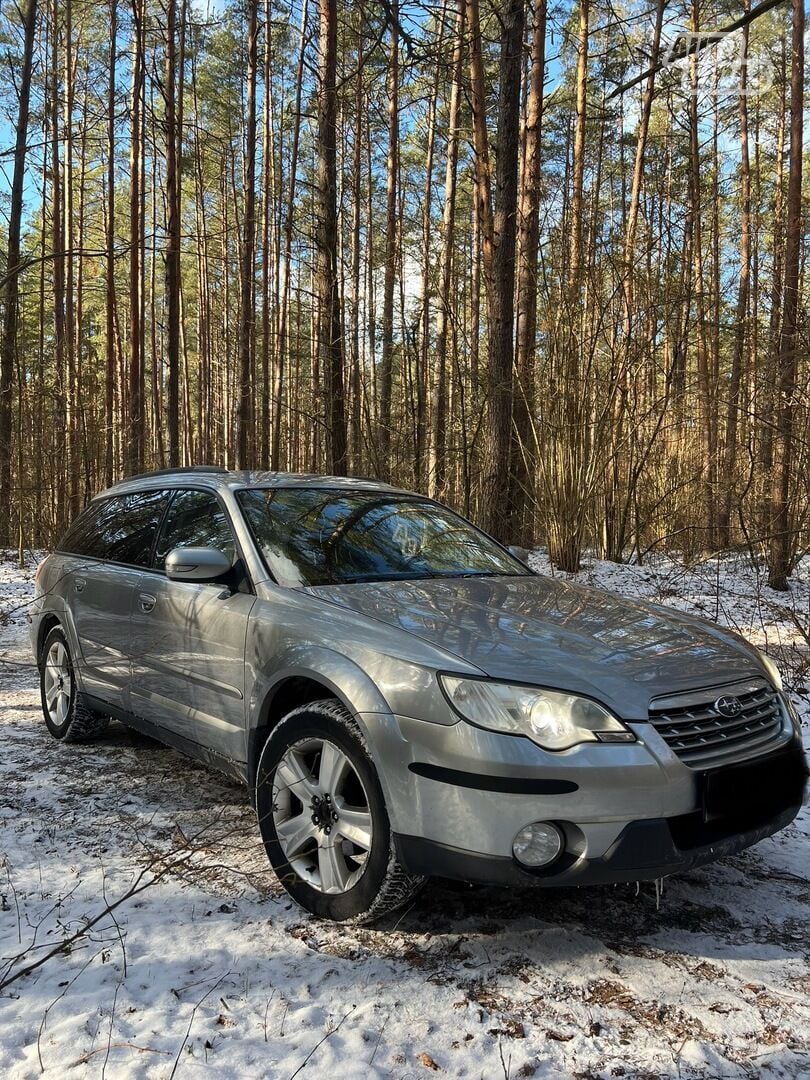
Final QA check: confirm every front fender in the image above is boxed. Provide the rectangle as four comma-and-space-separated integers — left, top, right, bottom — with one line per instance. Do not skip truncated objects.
244, 640, 402, 803
248, 643, 393, 723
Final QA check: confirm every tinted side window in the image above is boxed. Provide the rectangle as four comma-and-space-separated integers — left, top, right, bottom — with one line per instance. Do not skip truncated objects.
92, 491, 169, 565
59, 491, 168, 566
58, 500, 109, 557
154, 489, 236, 570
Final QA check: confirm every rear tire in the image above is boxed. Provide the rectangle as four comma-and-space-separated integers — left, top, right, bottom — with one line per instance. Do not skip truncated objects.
255, 699, 423, 923
39, 626, 110, 742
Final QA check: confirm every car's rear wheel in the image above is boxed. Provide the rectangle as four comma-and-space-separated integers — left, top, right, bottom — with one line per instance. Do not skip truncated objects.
255, 699, 423, 923
40, 626, 110, 742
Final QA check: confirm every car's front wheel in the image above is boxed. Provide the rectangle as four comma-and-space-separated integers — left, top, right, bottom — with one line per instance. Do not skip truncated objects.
39, 626, 109, 742
255, 699, 423, 923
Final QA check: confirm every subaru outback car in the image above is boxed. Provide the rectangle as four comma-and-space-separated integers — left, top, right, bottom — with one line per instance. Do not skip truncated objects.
30, 467, 807, 922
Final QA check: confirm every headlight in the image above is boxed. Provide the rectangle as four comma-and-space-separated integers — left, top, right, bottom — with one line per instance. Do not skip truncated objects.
756, 648, 783, 691
439, 675, 634, 751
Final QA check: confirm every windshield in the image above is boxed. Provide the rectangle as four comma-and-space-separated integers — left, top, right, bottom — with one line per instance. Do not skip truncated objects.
236, 488, 530, 587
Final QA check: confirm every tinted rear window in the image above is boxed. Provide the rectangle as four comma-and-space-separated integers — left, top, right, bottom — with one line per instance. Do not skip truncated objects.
58, 490, 169, 566
58, 500, 111, 557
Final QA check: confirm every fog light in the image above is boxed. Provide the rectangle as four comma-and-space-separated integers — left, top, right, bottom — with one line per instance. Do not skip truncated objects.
512, 822, 563, 868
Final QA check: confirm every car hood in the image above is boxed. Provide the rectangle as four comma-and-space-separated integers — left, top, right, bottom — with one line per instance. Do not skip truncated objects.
309, 574, 766, 719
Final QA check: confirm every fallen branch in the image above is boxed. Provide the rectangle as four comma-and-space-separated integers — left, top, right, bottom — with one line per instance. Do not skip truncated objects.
0, 849, 195, 992
168, 970, 232, 1079
37, 947, 106, 1072
288, 1006, 356, 1080
74, 1042, 172, 1065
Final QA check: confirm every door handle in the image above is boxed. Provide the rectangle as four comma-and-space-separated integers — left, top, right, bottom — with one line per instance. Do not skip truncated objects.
138, 593, 157, 613
74, 577, 86, 593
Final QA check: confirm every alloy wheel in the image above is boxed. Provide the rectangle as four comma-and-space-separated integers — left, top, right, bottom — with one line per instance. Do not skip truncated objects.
43, 640, 72, 727
272, 736, 373, 894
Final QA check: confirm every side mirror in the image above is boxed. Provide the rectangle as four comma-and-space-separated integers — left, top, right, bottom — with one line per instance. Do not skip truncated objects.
165, 546, 232, 583
508, 545, 531, 564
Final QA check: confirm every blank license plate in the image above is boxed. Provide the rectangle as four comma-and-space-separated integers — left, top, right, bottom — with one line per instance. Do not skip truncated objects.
703, 748, 806, 824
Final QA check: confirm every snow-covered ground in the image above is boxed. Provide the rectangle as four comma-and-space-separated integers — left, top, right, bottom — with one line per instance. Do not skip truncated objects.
0, 550, 808, 1079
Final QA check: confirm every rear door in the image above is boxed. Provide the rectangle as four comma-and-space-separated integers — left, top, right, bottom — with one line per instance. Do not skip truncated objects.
129, 487, 255, 765
58, 490, 169, 710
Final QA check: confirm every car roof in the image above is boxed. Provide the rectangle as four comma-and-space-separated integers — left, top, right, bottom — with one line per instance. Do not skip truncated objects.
100, 467, 413, 499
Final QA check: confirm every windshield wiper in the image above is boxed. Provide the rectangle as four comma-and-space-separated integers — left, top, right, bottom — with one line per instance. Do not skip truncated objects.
336, 571, 441, 584
430, 570, 534, 579
335, 568, 531, 585
437, 570, 496, 578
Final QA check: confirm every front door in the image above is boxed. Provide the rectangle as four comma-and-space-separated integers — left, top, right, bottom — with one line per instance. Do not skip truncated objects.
129, 488, 255, 765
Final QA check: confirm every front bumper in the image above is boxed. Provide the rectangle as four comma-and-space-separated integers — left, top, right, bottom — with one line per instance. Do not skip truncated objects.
394, 797, 802, 887
362, 710, 807, 887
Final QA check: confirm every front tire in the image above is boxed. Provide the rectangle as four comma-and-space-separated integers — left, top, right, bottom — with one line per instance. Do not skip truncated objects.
39, 626, 109, 742
255, 699, 423, 923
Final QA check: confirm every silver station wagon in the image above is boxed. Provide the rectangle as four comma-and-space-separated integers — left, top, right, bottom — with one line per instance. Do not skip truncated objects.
30, 467, 807, 922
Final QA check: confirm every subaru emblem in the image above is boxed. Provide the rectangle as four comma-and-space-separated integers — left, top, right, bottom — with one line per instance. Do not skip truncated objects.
714, 695, 743, 718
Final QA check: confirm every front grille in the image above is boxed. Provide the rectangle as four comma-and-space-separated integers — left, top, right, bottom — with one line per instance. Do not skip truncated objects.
648, 679, 786, 769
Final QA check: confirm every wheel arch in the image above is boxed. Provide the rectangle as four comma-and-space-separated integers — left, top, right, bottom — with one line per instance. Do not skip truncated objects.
37, 613, 64, 667
247, 652, 393, 795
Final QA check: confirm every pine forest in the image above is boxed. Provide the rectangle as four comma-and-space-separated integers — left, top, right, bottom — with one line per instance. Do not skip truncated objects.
0, 0, 807, 587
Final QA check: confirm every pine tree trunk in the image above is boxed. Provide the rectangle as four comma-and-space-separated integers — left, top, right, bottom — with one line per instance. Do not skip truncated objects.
761, 35, 786, 529
273, 0, 308, 470
51, 0, 68, 532
63, 0, 81, 519
127, 0, 145, 476
601, 0, 663, 562
104, 0, 117, 486
718, 2, 752, 547
236, 0, 258, 469
164, 0, 181, 466
260, 0, 273, 468
377, 0, 399, 478
689, 0, 715, 550
416, 7, 444, 492
429, 0, 463, 500
768, 0, 804, 590
315, 0, 346, 474
0, 0, 37, 545
548, 0, 588, 572
466, 0, 524, 541
348, 30, 364, 473
509, 0, 547, 546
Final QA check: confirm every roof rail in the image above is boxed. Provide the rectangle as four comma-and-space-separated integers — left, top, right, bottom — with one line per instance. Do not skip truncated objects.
120, 465, 230, 482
